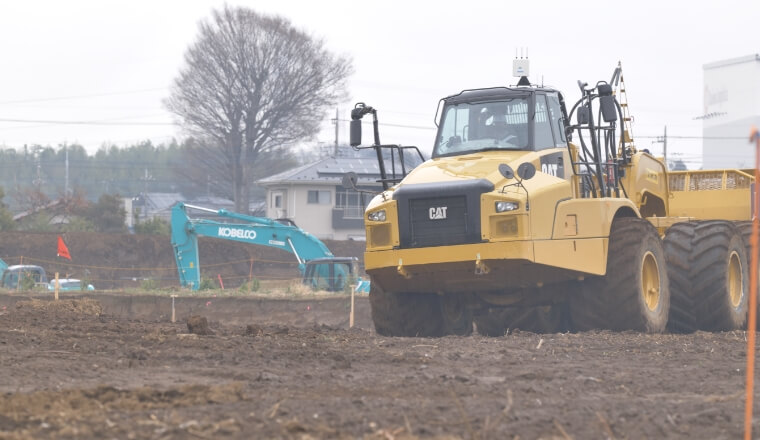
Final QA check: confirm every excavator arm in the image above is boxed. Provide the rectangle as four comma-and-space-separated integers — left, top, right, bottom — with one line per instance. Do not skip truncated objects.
171, 203, 363, 291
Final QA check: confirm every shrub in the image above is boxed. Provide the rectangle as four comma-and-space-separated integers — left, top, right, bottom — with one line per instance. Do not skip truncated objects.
140, 279, 159, 290
239, 278, 260, 292
198, 277, 216, 290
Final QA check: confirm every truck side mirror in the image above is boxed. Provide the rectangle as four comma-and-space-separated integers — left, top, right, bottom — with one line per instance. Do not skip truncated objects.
498, 164, 515, 180
517, 162, 536, 180
350, 120, 362, 146
577, 105, 590, 125
597, 84, 617, 123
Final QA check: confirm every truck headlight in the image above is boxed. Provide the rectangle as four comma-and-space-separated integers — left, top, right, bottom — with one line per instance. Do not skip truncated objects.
367, 209, 386, 222
495, 201, 519, 212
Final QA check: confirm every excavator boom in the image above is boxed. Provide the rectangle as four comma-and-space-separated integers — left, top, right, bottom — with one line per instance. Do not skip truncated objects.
170, 203, 367, 292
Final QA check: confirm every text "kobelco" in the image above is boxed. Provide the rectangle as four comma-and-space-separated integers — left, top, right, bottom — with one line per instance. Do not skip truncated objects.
217, 227, 257, 240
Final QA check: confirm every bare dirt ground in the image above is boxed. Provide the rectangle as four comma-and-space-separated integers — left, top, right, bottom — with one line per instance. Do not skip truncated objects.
0, 293, 758, 439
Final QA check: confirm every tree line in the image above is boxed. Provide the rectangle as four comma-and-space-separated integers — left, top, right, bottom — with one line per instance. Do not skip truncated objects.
0, 139, 334, 233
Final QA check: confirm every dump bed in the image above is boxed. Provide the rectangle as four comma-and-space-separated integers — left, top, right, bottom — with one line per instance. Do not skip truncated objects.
667, 169, 753, 221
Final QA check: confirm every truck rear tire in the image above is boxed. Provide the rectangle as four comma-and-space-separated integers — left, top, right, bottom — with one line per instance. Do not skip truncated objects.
664, 222, 698, 333
665, 221, 749, 332
369, 281, 444, 337
736, 221, 759, 328
570, 217, 670, 332
692, 221, 748, 331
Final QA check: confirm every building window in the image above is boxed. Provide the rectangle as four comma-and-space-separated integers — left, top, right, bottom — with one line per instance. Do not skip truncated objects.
336, 188, 368, 218
307, 190, 331, 204
272, 193, 282, 208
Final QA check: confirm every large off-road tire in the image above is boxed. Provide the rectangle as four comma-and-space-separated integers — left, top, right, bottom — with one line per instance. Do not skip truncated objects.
665, 221, 749, 332
736, 220, 760, 327
474, 305, 567, 336
664, 222, 698, 333
569, 217, 670, 332
439, 294, 473, 336
369, 281, 445, 337
692, 221, 749, 331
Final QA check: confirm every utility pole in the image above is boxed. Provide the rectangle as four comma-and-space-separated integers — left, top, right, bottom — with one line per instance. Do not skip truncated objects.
140, 168, 154, 218
64, 144, 69, 197
653, 125, 668, 167
332, 108, 339, 156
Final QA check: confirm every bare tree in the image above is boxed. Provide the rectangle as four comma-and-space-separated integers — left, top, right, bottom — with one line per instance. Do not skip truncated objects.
173, 137, 299, 201
166, 6, 352, 213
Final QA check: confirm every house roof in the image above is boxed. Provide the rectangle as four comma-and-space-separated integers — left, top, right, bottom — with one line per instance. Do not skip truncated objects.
143, 193, 183, 212
258, 156, 384, 186
258, 149, 423, 186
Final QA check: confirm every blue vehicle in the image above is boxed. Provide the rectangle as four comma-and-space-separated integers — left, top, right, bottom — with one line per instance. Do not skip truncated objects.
47, 279, 95, 292
0, 258, 47, 289
170, 203, 370, 293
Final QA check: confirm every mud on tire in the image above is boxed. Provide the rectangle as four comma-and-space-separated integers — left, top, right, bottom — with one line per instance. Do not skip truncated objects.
664, 222, 698, 333
369, 280, 445, 337
570, 217, 670, 332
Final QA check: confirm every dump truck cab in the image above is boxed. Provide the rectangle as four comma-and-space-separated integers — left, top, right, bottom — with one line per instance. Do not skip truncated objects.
433, 86, 568, 159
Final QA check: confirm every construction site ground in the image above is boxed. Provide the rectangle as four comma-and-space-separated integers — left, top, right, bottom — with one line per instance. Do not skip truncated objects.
0, 232, 758, 439
0, 291, 756, 439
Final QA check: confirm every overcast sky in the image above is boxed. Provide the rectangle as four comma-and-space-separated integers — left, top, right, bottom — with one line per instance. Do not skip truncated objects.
0, 0, 758, 167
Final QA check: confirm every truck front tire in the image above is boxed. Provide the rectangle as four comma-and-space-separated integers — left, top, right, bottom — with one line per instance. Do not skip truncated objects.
570, 217, 670, 332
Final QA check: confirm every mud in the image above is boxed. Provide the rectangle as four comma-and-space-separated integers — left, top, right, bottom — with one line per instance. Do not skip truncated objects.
0, 294, 758, 439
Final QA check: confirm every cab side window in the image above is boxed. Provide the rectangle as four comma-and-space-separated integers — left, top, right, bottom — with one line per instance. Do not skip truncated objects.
546, 93, 567, 147
534, 95, 555, 150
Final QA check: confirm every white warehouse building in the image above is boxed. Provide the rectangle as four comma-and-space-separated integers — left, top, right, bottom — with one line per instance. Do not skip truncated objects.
702, 54, 760, 169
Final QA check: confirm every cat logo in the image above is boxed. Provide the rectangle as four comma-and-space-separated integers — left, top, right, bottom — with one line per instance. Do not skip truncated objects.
542, 163, 559, 177
645, 169, 660, 184
429, 206, 448, 220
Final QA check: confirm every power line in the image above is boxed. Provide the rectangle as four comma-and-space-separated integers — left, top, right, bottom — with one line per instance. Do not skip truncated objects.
637, 135, 748, 140
0, 118, 174, 126
0, 87, 168, 105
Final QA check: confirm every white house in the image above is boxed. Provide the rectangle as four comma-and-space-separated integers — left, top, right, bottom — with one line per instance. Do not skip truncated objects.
257, 149, 393, 240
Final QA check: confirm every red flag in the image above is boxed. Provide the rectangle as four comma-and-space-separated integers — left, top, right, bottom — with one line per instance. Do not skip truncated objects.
57, 235, 71, 260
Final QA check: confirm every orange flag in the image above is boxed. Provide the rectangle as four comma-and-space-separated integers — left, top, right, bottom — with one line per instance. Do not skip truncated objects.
57, 235, 71, 260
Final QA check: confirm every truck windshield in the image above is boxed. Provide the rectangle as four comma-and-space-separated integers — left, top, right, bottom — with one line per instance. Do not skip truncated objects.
434, 98, 528, 157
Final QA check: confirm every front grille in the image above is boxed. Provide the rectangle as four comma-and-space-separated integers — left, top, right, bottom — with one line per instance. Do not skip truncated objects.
409, 196, 468, 247
393, 179, 493, 249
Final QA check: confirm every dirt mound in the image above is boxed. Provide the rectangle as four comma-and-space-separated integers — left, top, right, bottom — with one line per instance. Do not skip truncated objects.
15, 298, 103, 315
0, 383, 246, 439
186, 315, 214, 335
0, 231, 367, 290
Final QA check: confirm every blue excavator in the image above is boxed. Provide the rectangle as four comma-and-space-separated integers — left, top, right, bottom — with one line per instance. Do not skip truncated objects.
170, 203, 370, 293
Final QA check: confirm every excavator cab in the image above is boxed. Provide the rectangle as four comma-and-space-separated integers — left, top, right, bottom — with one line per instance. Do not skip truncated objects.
303, 257, 360, 292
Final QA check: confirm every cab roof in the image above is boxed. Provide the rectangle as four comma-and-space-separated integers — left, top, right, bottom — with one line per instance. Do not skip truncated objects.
443, 86, 560, 105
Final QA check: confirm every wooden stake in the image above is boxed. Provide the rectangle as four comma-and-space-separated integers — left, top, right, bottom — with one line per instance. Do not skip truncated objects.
170, 295, 177, 323
54, 272, 59, 301
349, 284, 355, 328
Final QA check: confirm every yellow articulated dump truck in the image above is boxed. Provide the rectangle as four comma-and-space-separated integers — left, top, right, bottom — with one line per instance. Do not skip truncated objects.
347, 62, 754, 337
